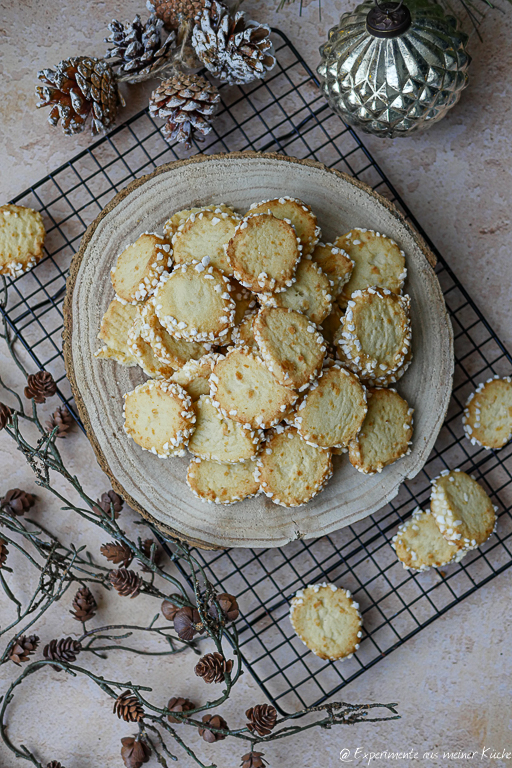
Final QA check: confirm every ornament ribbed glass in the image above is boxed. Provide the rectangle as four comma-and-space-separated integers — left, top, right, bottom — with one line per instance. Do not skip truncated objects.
317, 0, 471, 138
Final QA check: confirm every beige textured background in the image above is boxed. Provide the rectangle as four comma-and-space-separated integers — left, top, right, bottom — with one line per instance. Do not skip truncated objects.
1, 1, 512, 767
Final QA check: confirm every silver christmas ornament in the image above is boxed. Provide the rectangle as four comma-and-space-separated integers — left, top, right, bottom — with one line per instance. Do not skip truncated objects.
317, 0, 471, 138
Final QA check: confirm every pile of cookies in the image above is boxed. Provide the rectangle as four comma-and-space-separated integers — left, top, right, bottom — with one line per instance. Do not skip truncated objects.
0, 205, 46, 278
96, 197, 415, 507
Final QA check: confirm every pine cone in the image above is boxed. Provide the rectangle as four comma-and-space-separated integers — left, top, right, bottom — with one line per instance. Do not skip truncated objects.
121, 736, 151, 768
210, 592, 239, 623
47, 762, 66, 768
198, 713, 228, 743
44, 637, 82, 666
109, 568, 142, 598
0, 537, 8, 568
147, 0, 211, 28
241, 753, 267, 768
9, 634, 39, 665
192, 1, 275, 85
173, 606, 203, 640
195, 651, 233, 684
36, 56, 122, 136
0, 402, 12, 430
24, 371, 57, 404
95, 490, 124, 518
70, 586, 97, 622
245, 704, 277, 736
0, 488, 35, 516
105, 14, 176, 82
138, 538, 160, 571
45, 406, 74, 438
149, 73, 220, 148
101, 541, 133, 568
166, 696, 196, 723
114, 691, 145, 722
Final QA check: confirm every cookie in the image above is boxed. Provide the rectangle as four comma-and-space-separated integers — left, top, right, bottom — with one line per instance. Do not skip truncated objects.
260, 259, 332, 325
348, 387, 413, 474
222, 282, 258, 345
336, 287, 411, 379
0, 205, 46, 277
172, 208, 240, 276
127, 313, 176, 378
210, 348, 298, 429
391, 508, 464, 572
188, 395, 263, 463
153, 260, 235, 342
430, 469, 497, 551
256, 426, 333, 506
253, 307, 326, 391
123, 379, 196, 457
289, 583, 362, 660
248, 197, 320, 257
226, 213, 301, 294
95, 298, 139, 366
463, 376, 512, 450
140, 302, 211, 368
336, 229, 406, 308
321, 304, 344, 348
292, 363, 367, 449
111, 233, 172, 304
187, 457, 260, 504
170, 353, 224, 401
311, 242, 353, 297
163, 204, 235, 240
364, 347, 413, 388
231, 308, 258, 350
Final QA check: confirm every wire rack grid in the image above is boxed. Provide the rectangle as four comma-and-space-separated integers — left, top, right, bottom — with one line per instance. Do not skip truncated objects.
2, 31, 512, 718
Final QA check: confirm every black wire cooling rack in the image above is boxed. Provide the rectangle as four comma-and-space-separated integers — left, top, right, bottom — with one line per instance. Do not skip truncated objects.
2, 31, 512, 718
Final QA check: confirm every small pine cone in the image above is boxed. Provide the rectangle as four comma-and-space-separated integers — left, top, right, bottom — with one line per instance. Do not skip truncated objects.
210, 592, 239, 623
161, 595, 184, 621
195, 651, 233, 684
241, 753, 267, 768
149, 73, 220, 149
70, 585, 97, 623
166, 696, 196, 723
245, 704, 277, 736
173, 606, 203, 641
105, 14, 176, 82
109, 568, 142, 598
192, 1, 275, 85
44, 637, 82, 666
114, 691, 145, 722
198, 713, 228, 743
24, 371, 57, 403
147, 0, 211, 28
0, 402, 12, 430
138, 538, 159, 571
45, 405, 74, 438
0, 488, 35, 516
101, 541, 134, 568
9, 634, 39, 665
95, 490, 124, 518
121, 736, 151, 768
0, 537, 8, 568
47, 762, 66, 768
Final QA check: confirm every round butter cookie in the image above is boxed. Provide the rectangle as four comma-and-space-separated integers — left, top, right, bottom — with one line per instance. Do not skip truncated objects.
321, 304, 344, 348
123, 380, 195, 458
170, 353, 224, 401
153, 260, 235, 343
172, 208, 240, 275
248, 197, 320, 257
260, 259, 332, 325
210, 348, 298, 429
163, 204, 235, 240
0, 205, 46, 277
127, 314, 176, 378
293, 364, 367, 449
253, 307, 326, 391
392, 508, 464, 572
289, 583, 362, 660
430, 469, 497, 551
231, 308, 258, 350
336, 228, 406, 308
226, 213, 301, 293
111, 233, 172, 304
311, 242, 353, 297
256, 426, 333, 507
348, 387, 413, 475
140, 302, 211, 368
463, 376, 512, 450
187, 457, 260, 505
336, 287, 411, 379
188, 395, 263, 463
95, 298, 139, 366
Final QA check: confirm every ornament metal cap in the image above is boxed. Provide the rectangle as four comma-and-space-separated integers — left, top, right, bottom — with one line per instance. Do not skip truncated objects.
366, 0, 412, 38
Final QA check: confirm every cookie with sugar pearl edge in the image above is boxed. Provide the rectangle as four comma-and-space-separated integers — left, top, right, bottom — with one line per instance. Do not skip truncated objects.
391, 507, 467, 572
463, 375, 512, 450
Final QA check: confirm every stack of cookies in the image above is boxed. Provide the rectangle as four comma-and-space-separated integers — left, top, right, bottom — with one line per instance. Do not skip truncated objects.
96, 197, 416, 507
